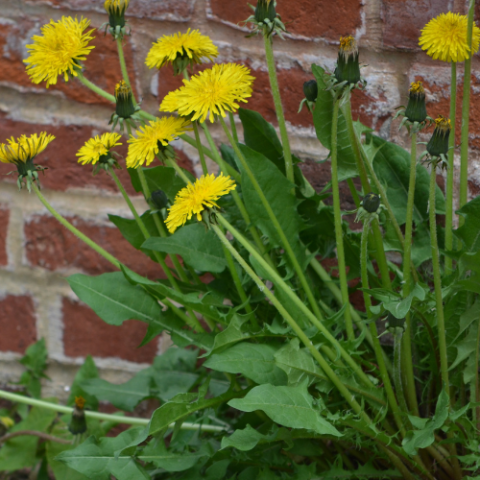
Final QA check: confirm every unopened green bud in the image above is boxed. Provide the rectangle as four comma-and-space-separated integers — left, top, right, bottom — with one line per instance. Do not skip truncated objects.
115, 80, 136, 119
104, 0, 129, 29
303, 80, 318, 103
334, 36, 361, 85
405, 81, 427, 123
362, 193, 381, 213
150, 190, 169, 210
68, 396, 87, 435
427, 116, 451, 157
255, 0, 276, 23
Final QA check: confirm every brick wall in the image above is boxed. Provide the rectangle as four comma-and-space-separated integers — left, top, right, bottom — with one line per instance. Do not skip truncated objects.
1, 0, 479, 397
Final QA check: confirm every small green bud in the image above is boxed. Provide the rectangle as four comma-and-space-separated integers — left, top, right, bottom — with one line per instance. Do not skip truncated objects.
115, 80, 136, 119
150, 190, 169, 210
104, 0, 129, 29
303, 80, 318, 103
362, 193, 381, 213
255, 0, 276, 23
334, 36, 361, 85
68, 396, 87, 435
405, 81, 427, 123
427, 116, 451, 157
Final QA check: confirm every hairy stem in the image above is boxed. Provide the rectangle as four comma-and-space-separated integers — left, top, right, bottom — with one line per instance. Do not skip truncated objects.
193, 122, 209, 175
77, 71, 115, 103
116, 37, 137, 105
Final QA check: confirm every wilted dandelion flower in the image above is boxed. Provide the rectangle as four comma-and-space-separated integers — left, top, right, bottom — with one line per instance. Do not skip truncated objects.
165, 173, 236, 233
76, 133, 122, 165
419, 12, 480, 62
160, 63, 254, 123
427, 115, 451, 157
126, 117, 191, 168
24, 17, 95, 88
146, 29, 218, 75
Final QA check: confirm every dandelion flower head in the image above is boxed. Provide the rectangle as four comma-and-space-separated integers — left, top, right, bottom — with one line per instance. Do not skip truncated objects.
160, 63, 255, 123
0, 132, 55, 165
24, 17, 95, 88
145, 29, 218, 70
419, 12, 480, 62
410, 81, 425, 94
76, 133, 122, 165
434, 115, 451, 129
104, 0, 130, 15
166, 173, 236, 233
126, 116, 191, 168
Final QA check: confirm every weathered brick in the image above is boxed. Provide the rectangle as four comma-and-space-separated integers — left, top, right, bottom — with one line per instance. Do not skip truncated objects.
207, 0, 363, 41
0, 295, 37, 354
62, 297, 158, 362
0, 208, 9, 266
25, 0, 196, 22
24, 214, 167, 278
381, 0, 451, 50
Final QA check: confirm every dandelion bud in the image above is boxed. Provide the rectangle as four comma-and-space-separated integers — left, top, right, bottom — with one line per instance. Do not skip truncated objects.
405, 81, 427, 123
104, 0, 129, 30
68, 396, 87, 435
255, 0, 276, 24
303, 80, 318, 103
334, 36, 361, 85
150, 190, 169, 210
115, 80, 135, 119
362, 193, 381, 213
427, 115, 451, 157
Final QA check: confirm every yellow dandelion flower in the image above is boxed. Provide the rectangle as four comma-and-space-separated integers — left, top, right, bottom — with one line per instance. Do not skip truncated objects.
126, 117, 191, 168
409, 81, 425, 94
166, 173, 236, 233
24, 17, 95, 88
160, 63, 255, 123
104, 0, 130, 16
419, 12, 480, 63
145, 28, 218, 73
76, 133, 122, 165
0, 132, 55, 165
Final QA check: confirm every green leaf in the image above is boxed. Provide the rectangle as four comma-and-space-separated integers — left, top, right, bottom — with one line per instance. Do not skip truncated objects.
312, 64, 358, 181
67, 272, 163, 327
0, 404, 57, 471
128, 166, 193, 203
67, 355, 99, 410
365, 134, 445, 225
56, 429, 150, 480
221, 424, 267, 451
18, 338, 48, 398
143, 223, 228, 273
47, 442, 89, 480
80, 370, 152, 411
204, 342, 287, 386
229, 384, 342, 436
238, 108, 284, 171
455, 197, 480, 268
236, 144, 307, 269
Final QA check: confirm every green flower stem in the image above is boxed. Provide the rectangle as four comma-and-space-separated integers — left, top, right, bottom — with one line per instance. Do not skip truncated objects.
193, 122, 208, 175
216, 213, 375, 389
163, 299, 206, 332
475, 318, 480, 429
32, 184, 121, 269
211, 222, 371, 417
0, 389, 224, 432
331, 98, 354, 339
76, 71, 115, 103
445, 62, 457, 273
263, 33, 294, 185
401, 132, 421, 416
202, 121, 276, 271
459, 0, 475, 217
346, 178, 361, 207
429, 164, 450, 397
361, 223, 406, 437
219, 117, 327, 325
229, 111, 239, 144
165, 156, 191, 184
116, 37, 137, 105
393, 329, 411, 421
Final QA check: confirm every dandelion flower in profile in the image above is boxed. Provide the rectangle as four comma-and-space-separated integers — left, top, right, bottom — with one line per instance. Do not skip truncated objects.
160, 63, 255, 123
419, 12, 480, 62
0, 132, 55, 166
165, 173, 236, 233
24, 17, 95, 88
126, 117, 191, 168
76, 133, 122, 165
145, 29, 218, 75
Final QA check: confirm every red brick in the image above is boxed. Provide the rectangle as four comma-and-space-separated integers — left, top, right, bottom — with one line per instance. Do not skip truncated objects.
62, 297, 158, 362
381, 0, 451, 50
0, 295, 37, 354
0, 117, 194, 192
208, 0, 362, 41
25, 0, 196, 22
0, 208, 9, 266
24, 214, 168, 279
